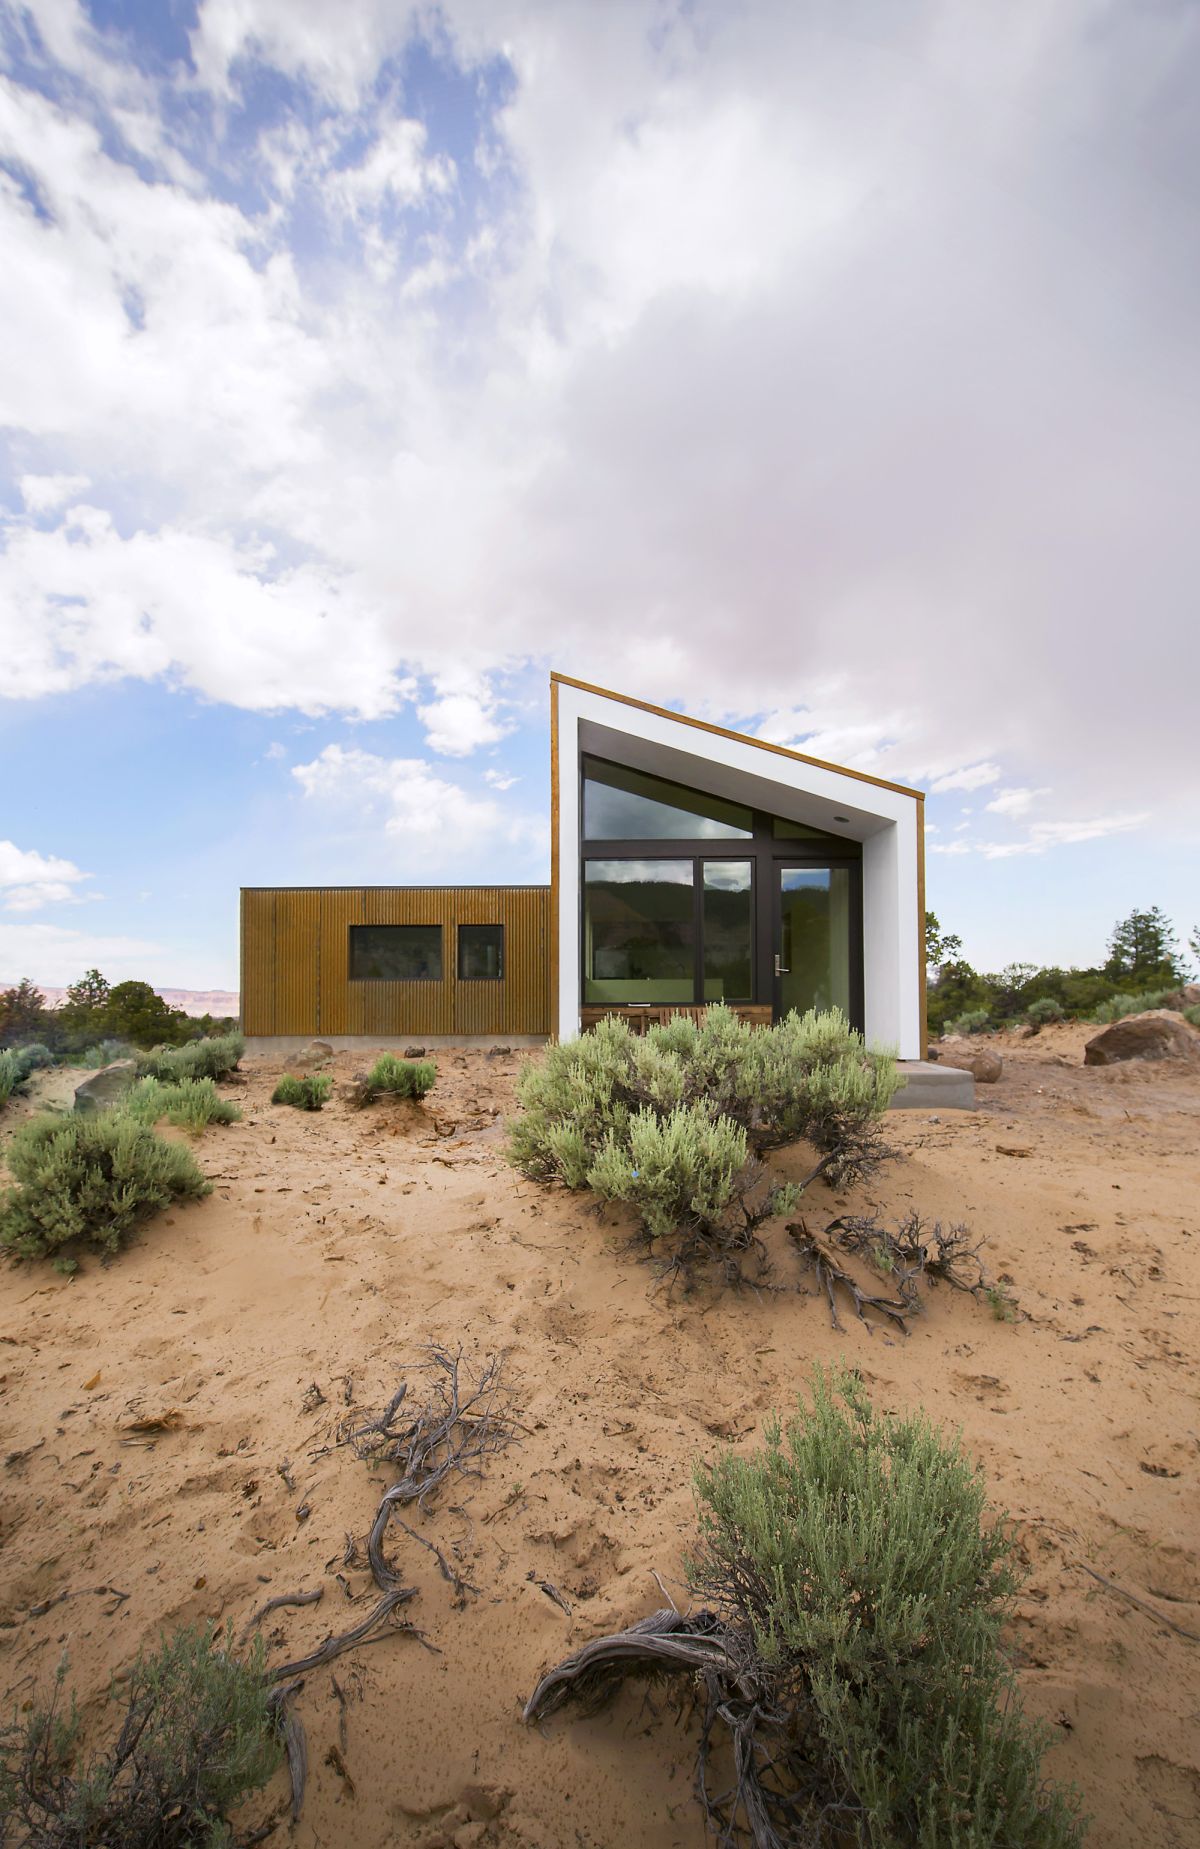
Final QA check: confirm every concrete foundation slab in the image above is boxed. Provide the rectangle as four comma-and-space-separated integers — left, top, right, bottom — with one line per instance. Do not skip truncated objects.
889, 1060, 976, 1110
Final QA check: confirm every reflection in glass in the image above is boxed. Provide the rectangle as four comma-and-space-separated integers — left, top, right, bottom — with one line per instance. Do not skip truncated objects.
778, 868, 851, 1016
349, 925, 442, 981
458, 924, 504, 980
583, 757, 752, 840
771, 815, 861, 854
584, 860, 694, 1003
703, 862, 753, 1001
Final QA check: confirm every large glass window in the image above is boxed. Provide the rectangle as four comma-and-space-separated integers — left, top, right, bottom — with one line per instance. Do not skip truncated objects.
702, 862, 753, 1001
584, 860, 694, 1003
349, 924, 442, 981
458, 924, 504, 980
778, 868, 852, 1016
771, 814, 861, 853
583, 757, 752, 840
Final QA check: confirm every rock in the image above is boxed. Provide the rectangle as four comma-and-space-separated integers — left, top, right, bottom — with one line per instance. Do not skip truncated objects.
73, 1059, 138, 1113
1157, 984, 1200, 1012
1084, 1010, 1200, 1066
402, 1044, 427, 1059
289, 1039, 333, 1072
345, 1071, 374, 1109
936, 1037, 1003, 1083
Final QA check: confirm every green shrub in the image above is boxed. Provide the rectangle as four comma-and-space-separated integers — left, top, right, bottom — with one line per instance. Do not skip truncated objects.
1025, 997, 1065, 1024
76, 1038, 137, 1070
0, 1112, 211, 1263
124, 1076, 242, 1133
0, 1622, 281, 1847
1184, 1004, 1200, 1028
137, 1032, 244, 1084
946, 1008, 992, 1035
687, 1368, 1085, 1847
508, 1007, 896, 1266
0, 1044, 54, 1107
272, 1072, 333, 1111
361, 1054, 436, 1101
1089, 987, 1175, 1024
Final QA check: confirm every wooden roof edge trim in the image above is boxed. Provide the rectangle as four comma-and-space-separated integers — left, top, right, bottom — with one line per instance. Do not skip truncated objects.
240, 891, 558, 898
550, 670, 926, 802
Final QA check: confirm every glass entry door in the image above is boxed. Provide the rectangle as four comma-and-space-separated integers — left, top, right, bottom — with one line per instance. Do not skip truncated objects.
774, 866, 854, 1020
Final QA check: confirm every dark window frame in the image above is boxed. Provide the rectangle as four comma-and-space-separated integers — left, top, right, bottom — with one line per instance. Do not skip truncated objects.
348, 923, 444, 983
457, 923, 505, 982
578, 760, 864, 1025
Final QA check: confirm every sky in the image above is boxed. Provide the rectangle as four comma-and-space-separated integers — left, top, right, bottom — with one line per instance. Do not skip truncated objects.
0, 0, 1197, 993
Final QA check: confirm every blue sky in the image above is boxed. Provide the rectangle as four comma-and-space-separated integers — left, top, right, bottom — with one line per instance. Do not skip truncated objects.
1, 1, 1197, 990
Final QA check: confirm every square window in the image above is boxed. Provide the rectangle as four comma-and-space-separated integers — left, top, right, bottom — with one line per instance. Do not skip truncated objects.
458, 924, 504, 980
349, 924, 442, 981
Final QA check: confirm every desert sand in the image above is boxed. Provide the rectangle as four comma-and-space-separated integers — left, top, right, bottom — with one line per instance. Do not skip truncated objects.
1, 1025, 1197, 1847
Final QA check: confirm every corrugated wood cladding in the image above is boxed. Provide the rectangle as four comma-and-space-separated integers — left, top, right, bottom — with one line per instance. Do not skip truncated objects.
240, 887, 552, 1037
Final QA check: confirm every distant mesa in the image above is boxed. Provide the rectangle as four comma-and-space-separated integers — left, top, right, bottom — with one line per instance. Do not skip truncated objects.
1, 985, 239, 1019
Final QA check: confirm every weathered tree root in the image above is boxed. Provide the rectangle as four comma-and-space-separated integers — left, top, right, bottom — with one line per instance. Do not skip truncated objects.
524, 1609, 856, 1848
239, 1587, 324, 1644
787, 1221, 912, 1335
523, 1608, 734, 1723
267, 1586, 418, 1681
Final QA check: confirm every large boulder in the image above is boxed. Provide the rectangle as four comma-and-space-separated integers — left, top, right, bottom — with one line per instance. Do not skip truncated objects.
74, 1059, 138, 1113
288, 1040, 334, 1073
934, 1037, 1003, 1083
1158, 984, 1200, 1012
1084, 1011, 1200, 1066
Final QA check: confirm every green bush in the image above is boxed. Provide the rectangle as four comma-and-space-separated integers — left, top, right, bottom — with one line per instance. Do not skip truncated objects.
272, 1072, 333, 1110
0, 1622, 281, 1847
75, 1038, 137, 1070
1088, 987, 1175, 1025
687, 1368, 1086, 1847
1025, 997, 1065, 1024
362, 1054, 436, 1101
946, 1008, 992, 1035
508, 1007, 896, 1265
1184, 1004, 1200, 1028
0, 1044, 54, 1107
0, 1113, 211, 1263
124, 1077, 242, 1133
137, 1033, 245, 1084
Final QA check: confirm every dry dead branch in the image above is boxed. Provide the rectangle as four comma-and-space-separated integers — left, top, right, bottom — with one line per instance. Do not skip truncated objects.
789, 1211, 1011, 1332
238, 1587, 323, 1645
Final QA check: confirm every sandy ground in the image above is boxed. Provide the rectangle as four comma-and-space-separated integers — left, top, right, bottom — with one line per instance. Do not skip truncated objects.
1, 1025, 1198, 1848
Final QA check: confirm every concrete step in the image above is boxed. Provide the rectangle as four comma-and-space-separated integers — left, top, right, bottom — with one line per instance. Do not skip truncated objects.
890, 1060, 976, 1110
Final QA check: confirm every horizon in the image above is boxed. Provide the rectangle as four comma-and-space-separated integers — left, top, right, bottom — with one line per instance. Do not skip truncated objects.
1, 3, 1197, 988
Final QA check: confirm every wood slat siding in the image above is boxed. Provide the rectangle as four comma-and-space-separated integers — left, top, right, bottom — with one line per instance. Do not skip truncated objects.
240, 887, 552, 1038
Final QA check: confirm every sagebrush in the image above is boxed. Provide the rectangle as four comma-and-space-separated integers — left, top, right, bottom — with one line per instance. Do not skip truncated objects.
1088, 987, 1176, 1025
0, 1044, 53, 1107
527, 1367, 1085, 1849
0, 1112, 211, 1263
272, 1073, 333, 1110
137, 1033, 244, 1083
507, 1006, 896, 1269
0, 1622, 280, 1848
124, 1076, 242, 1132
359, 1055, 436, 1102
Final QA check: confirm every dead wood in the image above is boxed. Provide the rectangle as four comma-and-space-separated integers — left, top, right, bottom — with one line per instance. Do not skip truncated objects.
266, 1587, 418, 1681
526, 1572, 573, 1616
238, 1587, 323, 1644
27, 1583, 129, 1619
1076, 1562, 1200, 1642
524, 1608, 733, 1723
787, 1221, 911, 1335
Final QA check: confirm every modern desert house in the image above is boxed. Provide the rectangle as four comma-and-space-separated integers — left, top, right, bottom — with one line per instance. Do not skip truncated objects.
241, 673, 929, 1062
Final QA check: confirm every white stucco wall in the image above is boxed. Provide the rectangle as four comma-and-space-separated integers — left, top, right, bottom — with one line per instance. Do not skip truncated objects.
554, 680, 924, 1058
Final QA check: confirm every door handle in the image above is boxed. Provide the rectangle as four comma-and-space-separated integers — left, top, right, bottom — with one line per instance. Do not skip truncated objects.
774, 954, 789, 976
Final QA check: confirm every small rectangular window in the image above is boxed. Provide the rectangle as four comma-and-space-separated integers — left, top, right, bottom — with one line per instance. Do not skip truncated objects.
349, 924, 442, 981
458, 924, 504, 980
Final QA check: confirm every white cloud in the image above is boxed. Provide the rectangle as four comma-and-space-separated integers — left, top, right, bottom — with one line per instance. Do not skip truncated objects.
19, 472, 91, 512
0, 839, 91, 912
0, 1, 1197, 833
929, 764, 1002, 795
484, 768, 519, 790
291, 744, 541, 865
417, 685, 514, 757
0, 920, 166, 986
929, 840, 971, 856
264, 741, 288, 760
985, 785, 1050, 817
